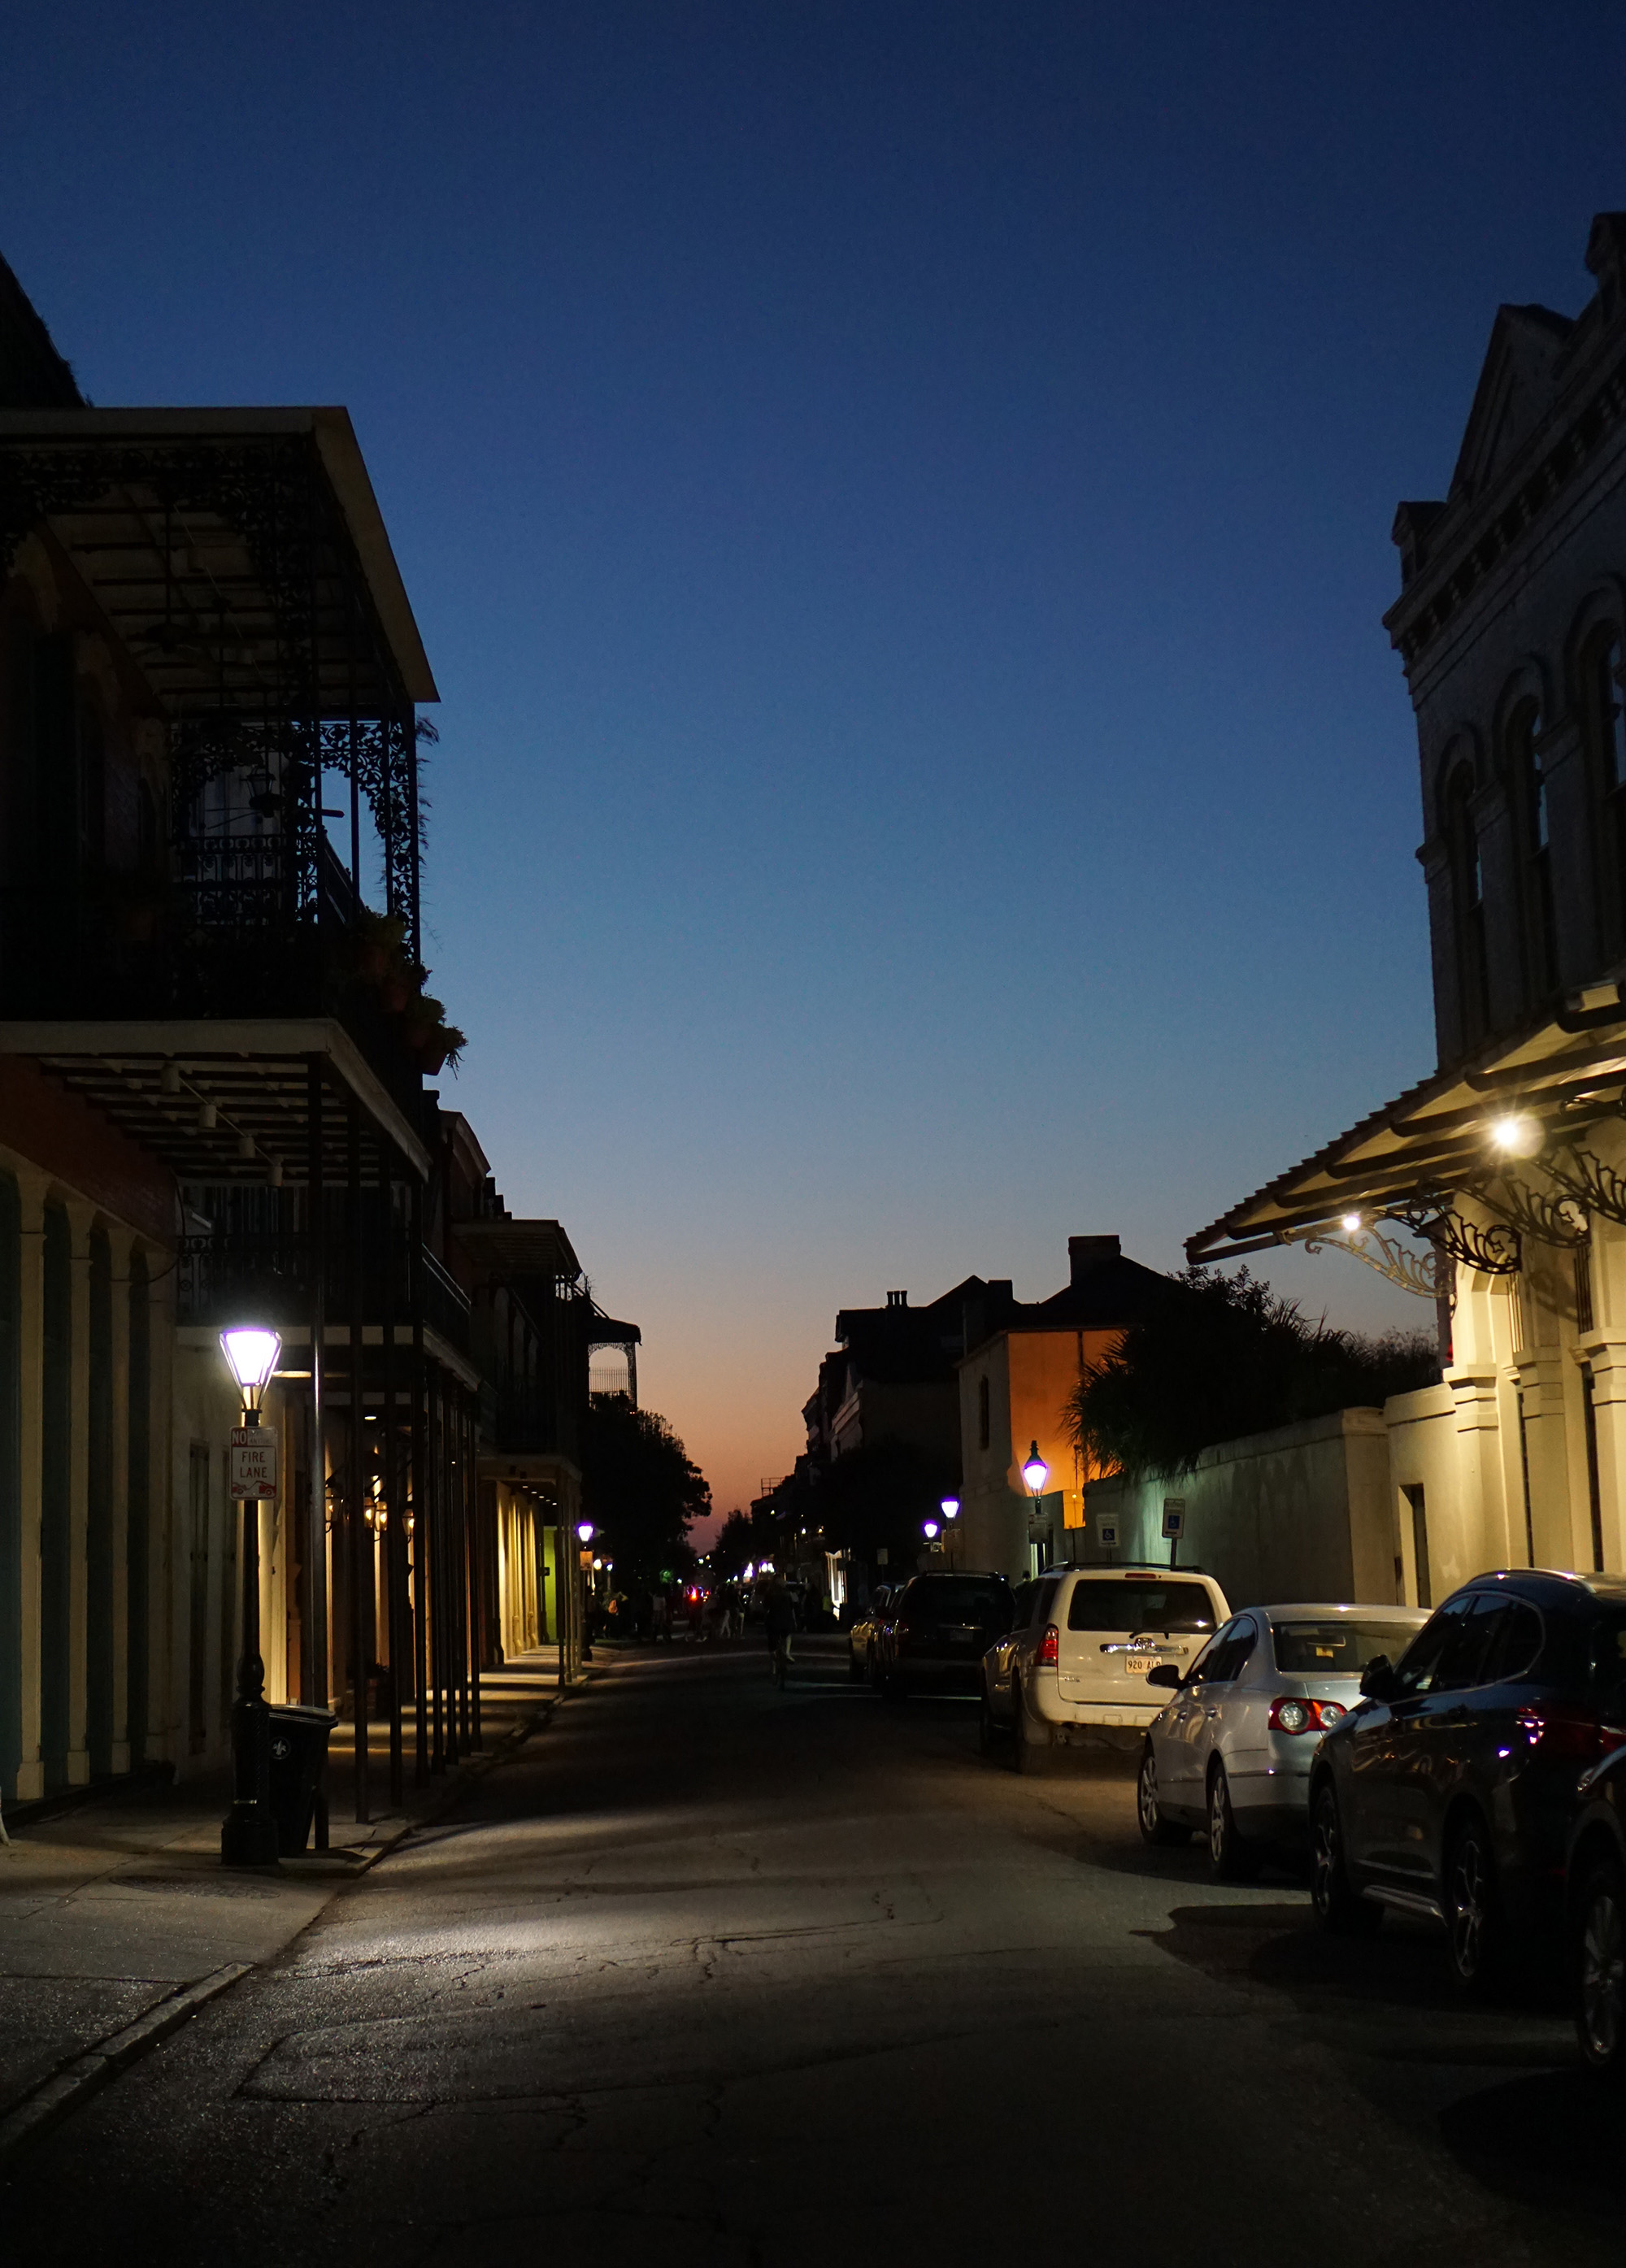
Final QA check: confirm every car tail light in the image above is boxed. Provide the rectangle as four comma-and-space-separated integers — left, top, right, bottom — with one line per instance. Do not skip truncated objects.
1515, 1702, 1616, 1759
1033, 1623, 1059, 1667
1268, 1696, 1347, 1735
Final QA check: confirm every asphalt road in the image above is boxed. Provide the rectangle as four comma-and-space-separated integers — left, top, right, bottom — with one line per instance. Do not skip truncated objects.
3, 1639, 1620, 2266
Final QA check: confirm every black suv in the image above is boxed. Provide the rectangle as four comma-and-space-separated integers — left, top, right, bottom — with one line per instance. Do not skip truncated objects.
878, 1571, 1015, 1699
1560, 1590, 1626, 2078
1309, 1570, 1626, 1989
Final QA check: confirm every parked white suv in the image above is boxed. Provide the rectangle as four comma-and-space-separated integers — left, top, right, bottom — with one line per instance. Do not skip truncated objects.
980, 1566, 1230, 1770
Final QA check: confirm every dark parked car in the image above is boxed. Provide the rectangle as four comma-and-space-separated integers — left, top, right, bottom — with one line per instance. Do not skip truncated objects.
876, 1571, 1015, 1698
848, 1586, 898, 1682
1561, 1597, 1626, 2079
1309, 1570, 1626, 1992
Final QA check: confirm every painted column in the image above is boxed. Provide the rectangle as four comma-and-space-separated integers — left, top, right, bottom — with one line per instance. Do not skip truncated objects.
64, 1199, 94, 1785
13, 1169, 48, 1802
1579, 1208, 1626, 1571
146, 1253, 177, 1766
1445, 1369, 1511, 1591
107, 1225, 132, 1775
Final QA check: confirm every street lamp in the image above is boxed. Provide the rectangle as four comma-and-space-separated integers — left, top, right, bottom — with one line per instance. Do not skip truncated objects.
940, 1497, 960, 1521
1490, 1112, 1543, 1159
575, 1521, 596, 1664
1022, 1442, 1050, 1576
219, 1326, 282, 1866
922, 1519, 940, 1543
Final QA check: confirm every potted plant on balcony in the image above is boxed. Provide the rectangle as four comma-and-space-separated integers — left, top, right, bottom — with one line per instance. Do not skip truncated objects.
401, 994, 467, 1076
341, 909, 466, 1074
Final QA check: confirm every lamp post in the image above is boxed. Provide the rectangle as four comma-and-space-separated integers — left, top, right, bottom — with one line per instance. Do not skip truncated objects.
1021, 1440, 1050, 1577
220, 1326, 283, 1866
939, 1496, 959, 1566
576, 1520, 595, 1666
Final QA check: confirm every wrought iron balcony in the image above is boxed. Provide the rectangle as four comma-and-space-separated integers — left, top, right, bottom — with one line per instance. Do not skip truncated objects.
176, 1221, 471, 1360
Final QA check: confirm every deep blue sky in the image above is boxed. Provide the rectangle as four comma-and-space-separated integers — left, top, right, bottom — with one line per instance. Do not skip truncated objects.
5, 5, 1624, 1517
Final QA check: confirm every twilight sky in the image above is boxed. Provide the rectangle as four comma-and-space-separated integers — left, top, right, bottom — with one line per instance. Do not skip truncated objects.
5, 4, 1626, 1525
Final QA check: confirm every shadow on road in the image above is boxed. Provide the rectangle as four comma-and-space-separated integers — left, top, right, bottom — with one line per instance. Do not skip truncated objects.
1438, 2070, 1626, 2214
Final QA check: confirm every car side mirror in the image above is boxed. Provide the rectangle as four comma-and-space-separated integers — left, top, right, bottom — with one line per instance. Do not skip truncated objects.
1359, 1655, 1396, 1701
1146, 1662, 1182, 1690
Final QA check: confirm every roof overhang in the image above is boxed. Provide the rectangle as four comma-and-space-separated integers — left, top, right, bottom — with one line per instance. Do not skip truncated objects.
1187, 990, 1626, 1264
0, 1018, 431, 1184
452, 1217, 583, 1282
0, 406, 437, 711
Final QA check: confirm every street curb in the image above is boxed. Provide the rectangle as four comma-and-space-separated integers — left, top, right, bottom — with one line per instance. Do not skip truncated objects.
0, 1962, 252, 2162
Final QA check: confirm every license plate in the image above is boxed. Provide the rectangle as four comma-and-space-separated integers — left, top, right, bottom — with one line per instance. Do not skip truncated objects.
1125, 1656, 1159, 1676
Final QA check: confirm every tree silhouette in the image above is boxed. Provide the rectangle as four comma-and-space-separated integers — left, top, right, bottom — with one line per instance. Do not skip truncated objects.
1067, 1267, 1439, 1480
581, 1400, 711, 1582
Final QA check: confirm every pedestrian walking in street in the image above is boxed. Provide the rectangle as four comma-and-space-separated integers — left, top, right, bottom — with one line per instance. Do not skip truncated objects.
765, 1577, 797, 1688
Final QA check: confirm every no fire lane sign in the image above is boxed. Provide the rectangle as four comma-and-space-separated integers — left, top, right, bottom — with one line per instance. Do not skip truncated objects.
228, 1426, 280, 1501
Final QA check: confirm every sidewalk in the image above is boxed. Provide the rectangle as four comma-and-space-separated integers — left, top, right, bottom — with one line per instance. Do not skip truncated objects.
0, 1649, 568, 2146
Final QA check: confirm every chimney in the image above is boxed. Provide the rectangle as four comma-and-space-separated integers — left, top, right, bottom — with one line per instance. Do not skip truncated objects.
1587, 212, 1626, 319
1069, 1235, 1121, 1286
886, 1289, 908, 1309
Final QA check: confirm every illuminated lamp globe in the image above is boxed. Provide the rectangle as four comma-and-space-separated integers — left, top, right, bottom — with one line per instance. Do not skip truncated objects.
220, 1327, 282, 1396
576, 1520, 595, 1544
922, 1519, 940, 1540
941, 1497, 960, 1521
1022, 1442, 1050, 1495
1491, 1113, 1544, 1161
1341, 1213, 1363, 1235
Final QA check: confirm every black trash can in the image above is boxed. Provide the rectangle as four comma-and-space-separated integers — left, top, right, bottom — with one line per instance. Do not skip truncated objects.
267, 1705, 337, 1855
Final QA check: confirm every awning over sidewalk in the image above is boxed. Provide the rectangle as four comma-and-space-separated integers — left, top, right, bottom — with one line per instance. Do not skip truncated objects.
0, 406, 437, 712
0, 1017, 432, 1183
1187, 988, 1626, 1268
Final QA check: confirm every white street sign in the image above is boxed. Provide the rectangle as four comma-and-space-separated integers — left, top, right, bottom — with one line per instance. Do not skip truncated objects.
229, 1426, 279, 1501
1096, 1518, 1120, 1549
1162, 1498, 1186, 1540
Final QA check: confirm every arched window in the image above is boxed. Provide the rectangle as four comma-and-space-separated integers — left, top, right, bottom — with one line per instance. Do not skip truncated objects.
76, 684, 105, 869
1504, 695, 1557, 1001
1445, 763, 1489, 1045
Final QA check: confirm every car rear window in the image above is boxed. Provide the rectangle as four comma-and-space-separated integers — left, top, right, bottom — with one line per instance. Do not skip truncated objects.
1272, 1620, 1422, 1675
906, 1576, 1012, 1624
1066, 1579, 1217, 1635
1589, 1610, 1626, 1701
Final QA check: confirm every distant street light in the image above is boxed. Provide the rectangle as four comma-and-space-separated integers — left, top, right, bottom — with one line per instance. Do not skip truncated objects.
1022, 1442, 1049, 1497
922, 1519, 940, 1542
219, 1326, 282, 1867
576, 1520, 594, 1543
940, 1497, 960, 1521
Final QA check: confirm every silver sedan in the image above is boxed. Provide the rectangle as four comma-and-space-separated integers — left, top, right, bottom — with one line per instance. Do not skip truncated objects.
1136, 1602, 1430, 1876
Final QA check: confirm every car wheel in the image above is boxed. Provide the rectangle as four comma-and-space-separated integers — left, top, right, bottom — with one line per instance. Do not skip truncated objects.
1206, 1761, 1259, 1880
1137, 1744, 1191, 1847
1576, 1856, 1626, 2082
1014, 1679, 1053, 1775
1445, 1817, 1504, 1993
1311, 1780, 1379, 1936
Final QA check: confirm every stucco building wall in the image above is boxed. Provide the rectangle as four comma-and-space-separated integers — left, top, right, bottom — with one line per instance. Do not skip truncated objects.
1079, 1408, 1393, 1613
